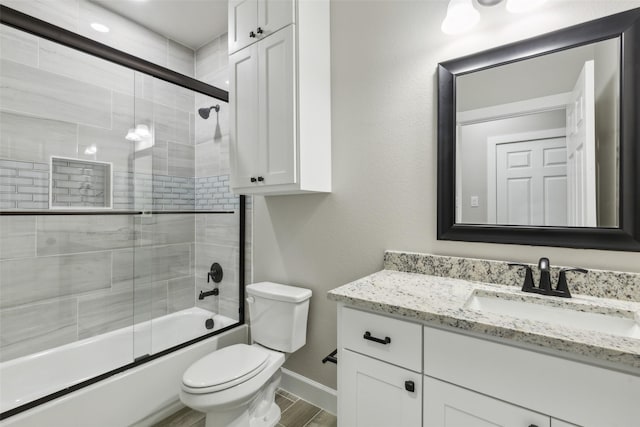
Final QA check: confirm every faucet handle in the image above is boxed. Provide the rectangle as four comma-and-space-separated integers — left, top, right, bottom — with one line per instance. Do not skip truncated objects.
508, 263, 535, 292
555, 267, 588, 298
538, 257, 550, 270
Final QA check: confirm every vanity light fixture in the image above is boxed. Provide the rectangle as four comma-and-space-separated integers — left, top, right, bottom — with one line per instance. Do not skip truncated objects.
506, 0, 547, 14
441, 0, 481, 35
442, 0, 548, 34
90, 22, 110, 33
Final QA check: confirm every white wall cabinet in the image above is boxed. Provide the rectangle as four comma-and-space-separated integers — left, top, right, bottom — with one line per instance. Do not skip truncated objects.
341, 349, 422, 427
229, 0, 331, 196
228, 0, 294, 54
336, 303, 639, 427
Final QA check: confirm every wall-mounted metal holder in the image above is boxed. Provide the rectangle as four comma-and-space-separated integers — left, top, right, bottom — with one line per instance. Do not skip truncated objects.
322, 349, 338, 365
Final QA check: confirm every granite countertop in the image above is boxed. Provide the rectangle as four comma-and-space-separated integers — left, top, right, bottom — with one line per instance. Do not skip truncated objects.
328, 269, 640, 371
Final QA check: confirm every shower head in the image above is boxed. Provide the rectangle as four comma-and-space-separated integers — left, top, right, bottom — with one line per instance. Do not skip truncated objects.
198, 105, 220, 119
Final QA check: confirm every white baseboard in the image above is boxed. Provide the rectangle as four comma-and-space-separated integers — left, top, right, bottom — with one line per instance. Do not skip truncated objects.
131, 400, 185, 427
280, 368, 337, 415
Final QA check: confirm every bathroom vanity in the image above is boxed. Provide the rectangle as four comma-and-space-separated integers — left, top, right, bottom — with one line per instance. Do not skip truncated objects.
329, 252, 640, 427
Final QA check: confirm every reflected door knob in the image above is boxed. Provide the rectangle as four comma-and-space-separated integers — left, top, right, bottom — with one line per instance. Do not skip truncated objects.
249, 31, 256, 38
256, 27, 263, 34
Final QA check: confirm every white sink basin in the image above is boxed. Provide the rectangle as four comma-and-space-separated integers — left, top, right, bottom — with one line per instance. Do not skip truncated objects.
465, 291, 640, 340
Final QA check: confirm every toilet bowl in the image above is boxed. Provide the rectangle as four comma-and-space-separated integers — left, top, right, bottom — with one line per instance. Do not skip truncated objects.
179, 282, 312, 427
180, 344, 285, 427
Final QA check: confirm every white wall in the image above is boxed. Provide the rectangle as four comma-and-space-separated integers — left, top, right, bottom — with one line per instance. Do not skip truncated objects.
253, 0, 640, 390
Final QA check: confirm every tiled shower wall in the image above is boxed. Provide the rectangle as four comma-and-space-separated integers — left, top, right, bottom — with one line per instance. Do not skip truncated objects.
0, 0, 247, 362
193, 35, 249, 321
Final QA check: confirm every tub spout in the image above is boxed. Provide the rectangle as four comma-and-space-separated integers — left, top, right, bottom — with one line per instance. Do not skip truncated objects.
199, 288, 219, 300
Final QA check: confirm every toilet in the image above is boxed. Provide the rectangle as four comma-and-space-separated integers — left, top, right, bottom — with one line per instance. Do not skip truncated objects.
179, 282, 312, 427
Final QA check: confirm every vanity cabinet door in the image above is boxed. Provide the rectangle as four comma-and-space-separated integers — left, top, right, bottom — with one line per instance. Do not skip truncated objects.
341, 349, 422, 427
423, 376, 550, 427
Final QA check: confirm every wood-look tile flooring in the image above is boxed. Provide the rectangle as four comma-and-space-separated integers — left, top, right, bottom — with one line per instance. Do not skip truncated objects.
153, 389, 336, 427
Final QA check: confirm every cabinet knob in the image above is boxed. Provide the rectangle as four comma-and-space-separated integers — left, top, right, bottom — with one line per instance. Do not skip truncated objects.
256, 27, 264, 34
528, 425, 538, 427
249, 31, 256, 38
250, 177, 257, 183
257, 176, 264, 182
404, 380, 415, 392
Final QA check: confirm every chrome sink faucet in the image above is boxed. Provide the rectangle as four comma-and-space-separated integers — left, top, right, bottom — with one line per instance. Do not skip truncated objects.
508, 257, 588, 298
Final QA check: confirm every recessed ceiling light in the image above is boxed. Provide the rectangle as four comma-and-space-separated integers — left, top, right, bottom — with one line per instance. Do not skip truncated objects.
90, 22, 110, 33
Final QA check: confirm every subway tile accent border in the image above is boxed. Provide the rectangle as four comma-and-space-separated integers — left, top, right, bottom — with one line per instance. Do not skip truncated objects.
195, 175, 240, 211
383, 251, 640, 303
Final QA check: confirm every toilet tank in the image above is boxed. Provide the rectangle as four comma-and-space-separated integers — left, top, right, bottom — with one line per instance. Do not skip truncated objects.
246, 282, 312, 353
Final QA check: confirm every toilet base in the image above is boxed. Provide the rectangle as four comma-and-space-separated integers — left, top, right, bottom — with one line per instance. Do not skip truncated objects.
201, 369, 282, 427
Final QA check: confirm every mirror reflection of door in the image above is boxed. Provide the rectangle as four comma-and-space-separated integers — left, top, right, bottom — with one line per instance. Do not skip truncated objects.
566, 60, 597, 227
489, 132, 567, 226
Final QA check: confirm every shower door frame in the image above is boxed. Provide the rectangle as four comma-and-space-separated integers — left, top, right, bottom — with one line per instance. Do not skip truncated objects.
0, 4, 246, 420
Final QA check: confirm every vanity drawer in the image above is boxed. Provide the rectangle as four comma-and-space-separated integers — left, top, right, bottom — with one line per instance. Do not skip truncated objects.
341, 307, 422, 371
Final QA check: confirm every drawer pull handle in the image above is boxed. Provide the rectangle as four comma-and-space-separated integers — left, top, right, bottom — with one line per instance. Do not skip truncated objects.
404, 380, 415, 392
363, 331, 391, 345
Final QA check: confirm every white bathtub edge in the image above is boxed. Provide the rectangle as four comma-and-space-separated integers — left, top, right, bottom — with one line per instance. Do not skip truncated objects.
1, 324, 248, 427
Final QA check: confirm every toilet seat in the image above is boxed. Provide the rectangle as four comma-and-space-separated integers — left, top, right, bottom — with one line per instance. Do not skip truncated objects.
182, 344, 270, 394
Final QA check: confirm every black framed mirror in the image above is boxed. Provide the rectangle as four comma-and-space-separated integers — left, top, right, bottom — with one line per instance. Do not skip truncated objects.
437, 7, 640, 252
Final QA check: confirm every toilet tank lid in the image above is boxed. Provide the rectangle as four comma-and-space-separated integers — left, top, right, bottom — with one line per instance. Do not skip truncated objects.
247, 282, 312, 303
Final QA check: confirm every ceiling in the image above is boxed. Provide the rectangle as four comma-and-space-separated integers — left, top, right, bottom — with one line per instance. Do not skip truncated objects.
91, 0, 228, 50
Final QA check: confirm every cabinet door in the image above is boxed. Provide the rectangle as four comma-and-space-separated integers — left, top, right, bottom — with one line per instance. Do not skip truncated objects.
229, 44, 259, 188
258, 25, 296, 186
229, 0, 258, 54
341, 349, 422, 427
424, 376, 550, 427
257, 0, 295, 37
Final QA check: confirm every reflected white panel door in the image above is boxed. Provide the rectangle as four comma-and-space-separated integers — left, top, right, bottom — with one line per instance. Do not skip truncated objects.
566, 60, 597, 227
423, 376, 551, 427
495, 138, 567, 226
341, 350, 422, 427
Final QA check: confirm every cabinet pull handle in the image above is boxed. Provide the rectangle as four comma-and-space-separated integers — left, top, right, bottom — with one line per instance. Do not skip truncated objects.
363, 331, 391, 345
404, 380, 415, 392
528, 425, 538, 427
257, 176, 264, 182
249, 31, 256, 38
250, 177, 257, 183
256, 27, 264, 34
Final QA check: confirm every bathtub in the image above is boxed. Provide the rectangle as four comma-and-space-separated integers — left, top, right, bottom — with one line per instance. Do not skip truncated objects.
0, 307, 247, 426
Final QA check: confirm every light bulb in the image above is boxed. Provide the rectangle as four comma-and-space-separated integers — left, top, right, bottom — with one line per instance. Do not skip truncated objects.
506, 0, 547, 14
90, 22, 110, 33
441, 0, 480, 35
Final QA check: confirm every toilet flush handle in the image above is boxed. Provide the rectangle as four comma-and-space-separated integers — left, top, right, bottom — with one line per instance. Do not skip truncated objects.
246, 296, 255, 304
